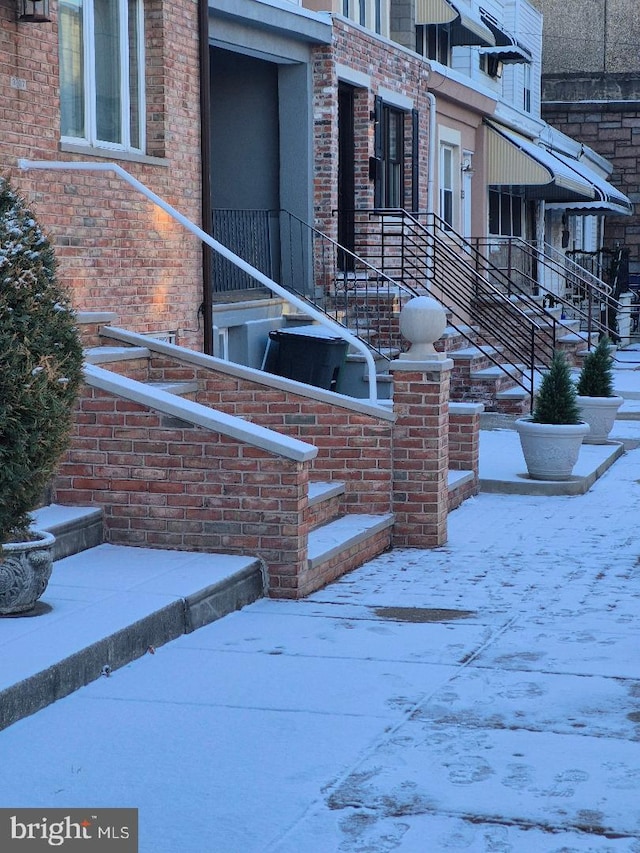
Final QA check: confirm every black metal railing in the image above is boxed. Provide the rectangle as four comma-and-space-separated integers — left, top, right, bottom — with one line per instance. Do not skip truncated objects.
345, 209, 564, 400
470, 235, 622, 345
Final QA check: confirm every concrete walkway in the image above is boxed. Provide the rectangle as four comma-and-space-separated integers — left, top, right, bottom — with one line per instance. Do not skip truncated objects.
1, 408, 640, 850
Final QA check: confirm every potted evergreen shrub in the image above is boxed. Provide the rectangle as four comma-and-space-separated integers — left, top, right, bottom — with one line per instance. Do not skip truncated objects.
575, 336, 623, 444
515, 350, 590, 480
0, 177, 84, 614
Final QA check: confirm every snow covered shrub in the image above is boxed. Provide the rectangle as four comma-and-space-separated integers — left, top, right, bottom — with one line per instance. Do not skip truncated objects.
0, 177, 84, 546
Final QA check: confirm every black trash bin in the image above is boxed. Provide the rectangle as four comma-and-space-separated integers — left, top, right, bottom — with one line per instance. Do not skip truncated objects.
268, 325, 348, 391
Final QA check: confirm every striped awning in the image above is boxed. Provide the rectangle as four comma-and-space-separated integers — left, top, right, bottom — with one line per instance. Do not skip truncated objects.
547, 151, 633, 216
415, 0, 495, 47
485, 123, 597, 202
478, 8, 531, 63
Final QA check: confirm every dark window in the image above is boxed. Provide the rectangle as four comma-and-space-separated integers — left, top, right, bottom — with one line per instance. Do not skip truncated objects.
381, 105, 404, 208
416, 24, 451, 65
489, 189, 523, 236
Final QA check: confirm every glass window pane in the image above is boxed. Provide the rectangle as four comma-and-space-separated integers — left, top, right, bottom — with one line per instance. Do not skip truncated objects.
512, 195, 522, 237
128, 0, 140, 149
94, 0, 122, 143
500, 193, 511, 236
489, 190, 500, 235
442, 147, 452, 189
59, 0, 85, 138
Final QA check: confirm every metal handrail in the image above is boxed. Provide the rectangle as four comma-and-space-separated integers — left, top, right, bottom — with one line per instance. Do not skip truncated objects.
345, 208, 560, 403
471, 234, 620, 346
19, 160, 381, 405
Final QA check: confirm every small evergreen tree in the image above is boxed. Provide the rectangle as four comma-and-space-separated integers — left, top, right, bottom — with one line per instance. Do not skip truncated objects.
576, 336, 615, 398
0, 177, 84, 545
532, 350, 581, 425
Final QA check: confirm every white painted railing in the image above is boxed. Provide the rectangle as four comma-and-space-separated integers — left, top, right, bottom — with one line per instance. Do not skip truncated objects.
18, 159, 380, 404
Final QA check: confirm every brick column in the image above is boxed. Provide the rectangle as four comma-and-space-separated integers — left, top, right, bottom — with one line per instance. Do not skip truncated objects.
390, 297, 453, 548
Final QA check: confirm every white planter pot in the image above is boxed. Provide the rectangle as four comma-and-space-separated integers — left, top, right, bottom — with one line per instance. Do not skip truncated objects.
515, 418, 590, 481
0, 530, 55, 615
576, 395, 623, 444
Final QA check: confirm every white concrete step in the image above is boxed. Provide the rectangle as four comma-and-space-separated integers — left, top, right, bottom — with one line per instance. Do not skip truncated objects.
307, 513, 394, 570
84, 345, 150, 364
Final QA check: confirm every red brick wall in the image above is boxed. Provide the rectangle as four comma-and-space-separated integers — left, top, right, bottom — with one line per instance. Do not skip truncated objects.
144, 356, 395, 514
312, 18, 431, 239
390, 363, 451, 547
1, 0, 204, 349
54, 385, 311, 594
449, 406, 481, 475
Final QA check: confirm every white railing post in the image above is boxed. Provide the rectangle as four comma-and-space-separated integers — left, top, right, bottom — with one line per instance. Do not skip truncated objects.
18, 158, 380, 405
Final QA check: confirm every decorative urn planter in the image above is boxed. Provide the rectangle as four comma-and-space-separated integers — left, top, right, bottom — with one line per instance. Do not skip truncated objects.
0, 531, 55, 615
515, 418, 590, 481
576, 395, 623, 444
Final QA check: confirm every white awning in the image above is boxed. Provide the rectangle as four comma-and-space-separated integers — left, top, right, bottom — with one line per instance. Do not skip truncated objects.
486, 122, 597, 203
415, 0, 495, 46
546, 150, 633, 216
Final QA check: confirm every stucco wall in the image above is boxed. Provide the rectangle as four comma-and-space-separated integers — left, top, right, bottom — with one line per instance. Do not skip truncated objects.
538, 0, 640, 76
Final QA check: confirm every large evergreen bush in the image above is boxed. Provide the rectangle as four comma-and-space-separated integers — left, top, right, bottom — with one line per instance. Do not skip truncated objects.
576, 336, 615, 398
532, 350, 581, 425
0, 178, 84, 546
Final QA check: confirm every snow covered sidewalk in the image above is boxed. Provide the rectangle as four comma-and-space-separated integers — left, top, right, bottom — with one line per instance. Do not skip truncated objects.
1, 416, 640, 851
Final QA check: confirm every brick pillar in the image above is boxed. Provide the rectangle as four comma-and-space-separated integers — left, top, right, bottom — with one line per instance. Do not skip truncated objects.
390, 296, 453, 548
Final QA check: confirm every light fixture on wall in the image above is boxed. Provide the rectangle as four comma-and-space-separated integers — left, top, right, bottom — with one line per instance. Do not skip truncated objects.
18, 0, 51, 22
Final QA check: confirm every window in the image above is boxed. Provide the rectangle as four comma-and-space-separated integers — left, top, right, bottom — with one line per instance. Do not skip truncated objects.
59, 0, 145, 152
523, 63, 532, 113
439, 143, 455, 227
416, 24, 451, 66
480, 53, 504, 80
488, 189, 523, 236
342, 0, 384, 34
381, 105, 404, 208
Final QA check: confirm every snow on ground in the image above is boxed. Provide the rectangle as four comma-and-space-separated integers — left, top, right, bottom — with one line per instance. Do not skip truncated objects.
1, 421, 640, 851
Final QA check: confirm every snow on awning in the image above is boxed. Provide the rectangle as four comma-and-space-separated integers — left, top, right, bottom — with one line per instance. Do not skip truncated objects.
479, 6, 531, 62
546, 150, 633, 216
415, 0, 495, 46
485, 122, 597, 203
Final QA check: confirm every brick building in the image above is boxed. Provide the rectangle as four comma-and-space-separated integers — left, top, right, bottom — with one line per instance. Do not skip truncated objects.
1, 0, 205, 349
537, 0, 640, 276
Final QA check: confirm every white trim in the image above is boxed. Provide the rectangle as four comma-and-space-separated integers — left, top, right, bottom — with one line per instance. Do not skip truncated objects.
377, 87, 413, 111
84, 364, 319, 463
336, 64, 371, 89
60, 0, 145, 155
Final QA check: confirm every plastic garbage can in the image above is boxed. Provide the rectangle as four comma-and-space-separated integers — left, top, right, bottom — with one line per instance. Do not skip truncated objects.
268, 325, 348, 391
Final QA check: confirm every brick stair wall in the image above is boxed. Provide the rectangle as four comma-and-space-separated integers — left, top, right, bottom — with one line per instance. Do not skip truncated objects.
61, 318, 482, 596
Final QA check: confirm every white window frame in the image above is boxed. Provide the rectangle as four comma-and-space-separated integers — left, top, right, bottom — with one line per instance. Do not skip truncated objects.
60, 0, 145, 153
438, 128, 461, 231
523, 63, 532, 114
342, 0, 388, 37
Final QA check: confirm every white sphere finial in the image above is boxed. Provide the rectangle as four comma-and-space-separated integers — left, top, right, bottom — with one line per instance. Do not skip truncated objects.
398, 296, 447, 361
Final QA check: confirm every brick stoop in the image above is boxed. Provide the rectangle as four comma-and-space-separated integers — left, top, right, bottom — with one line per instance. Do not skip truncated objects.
59, 314, 401, 599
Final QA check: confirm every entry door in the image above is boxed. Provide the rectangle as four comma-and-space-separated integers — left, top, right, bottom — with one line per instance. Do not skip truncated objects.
338, 83, 355, 270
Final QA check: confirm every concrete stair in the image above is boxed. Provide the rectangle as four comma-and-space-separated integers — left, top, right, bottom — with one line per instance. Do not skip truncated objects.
436, 329, 531, 415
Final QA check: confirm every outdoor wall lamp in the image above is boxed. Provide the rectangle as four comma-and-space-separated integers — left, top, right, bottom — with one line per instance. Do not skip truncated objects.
18, 0, 51, 22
